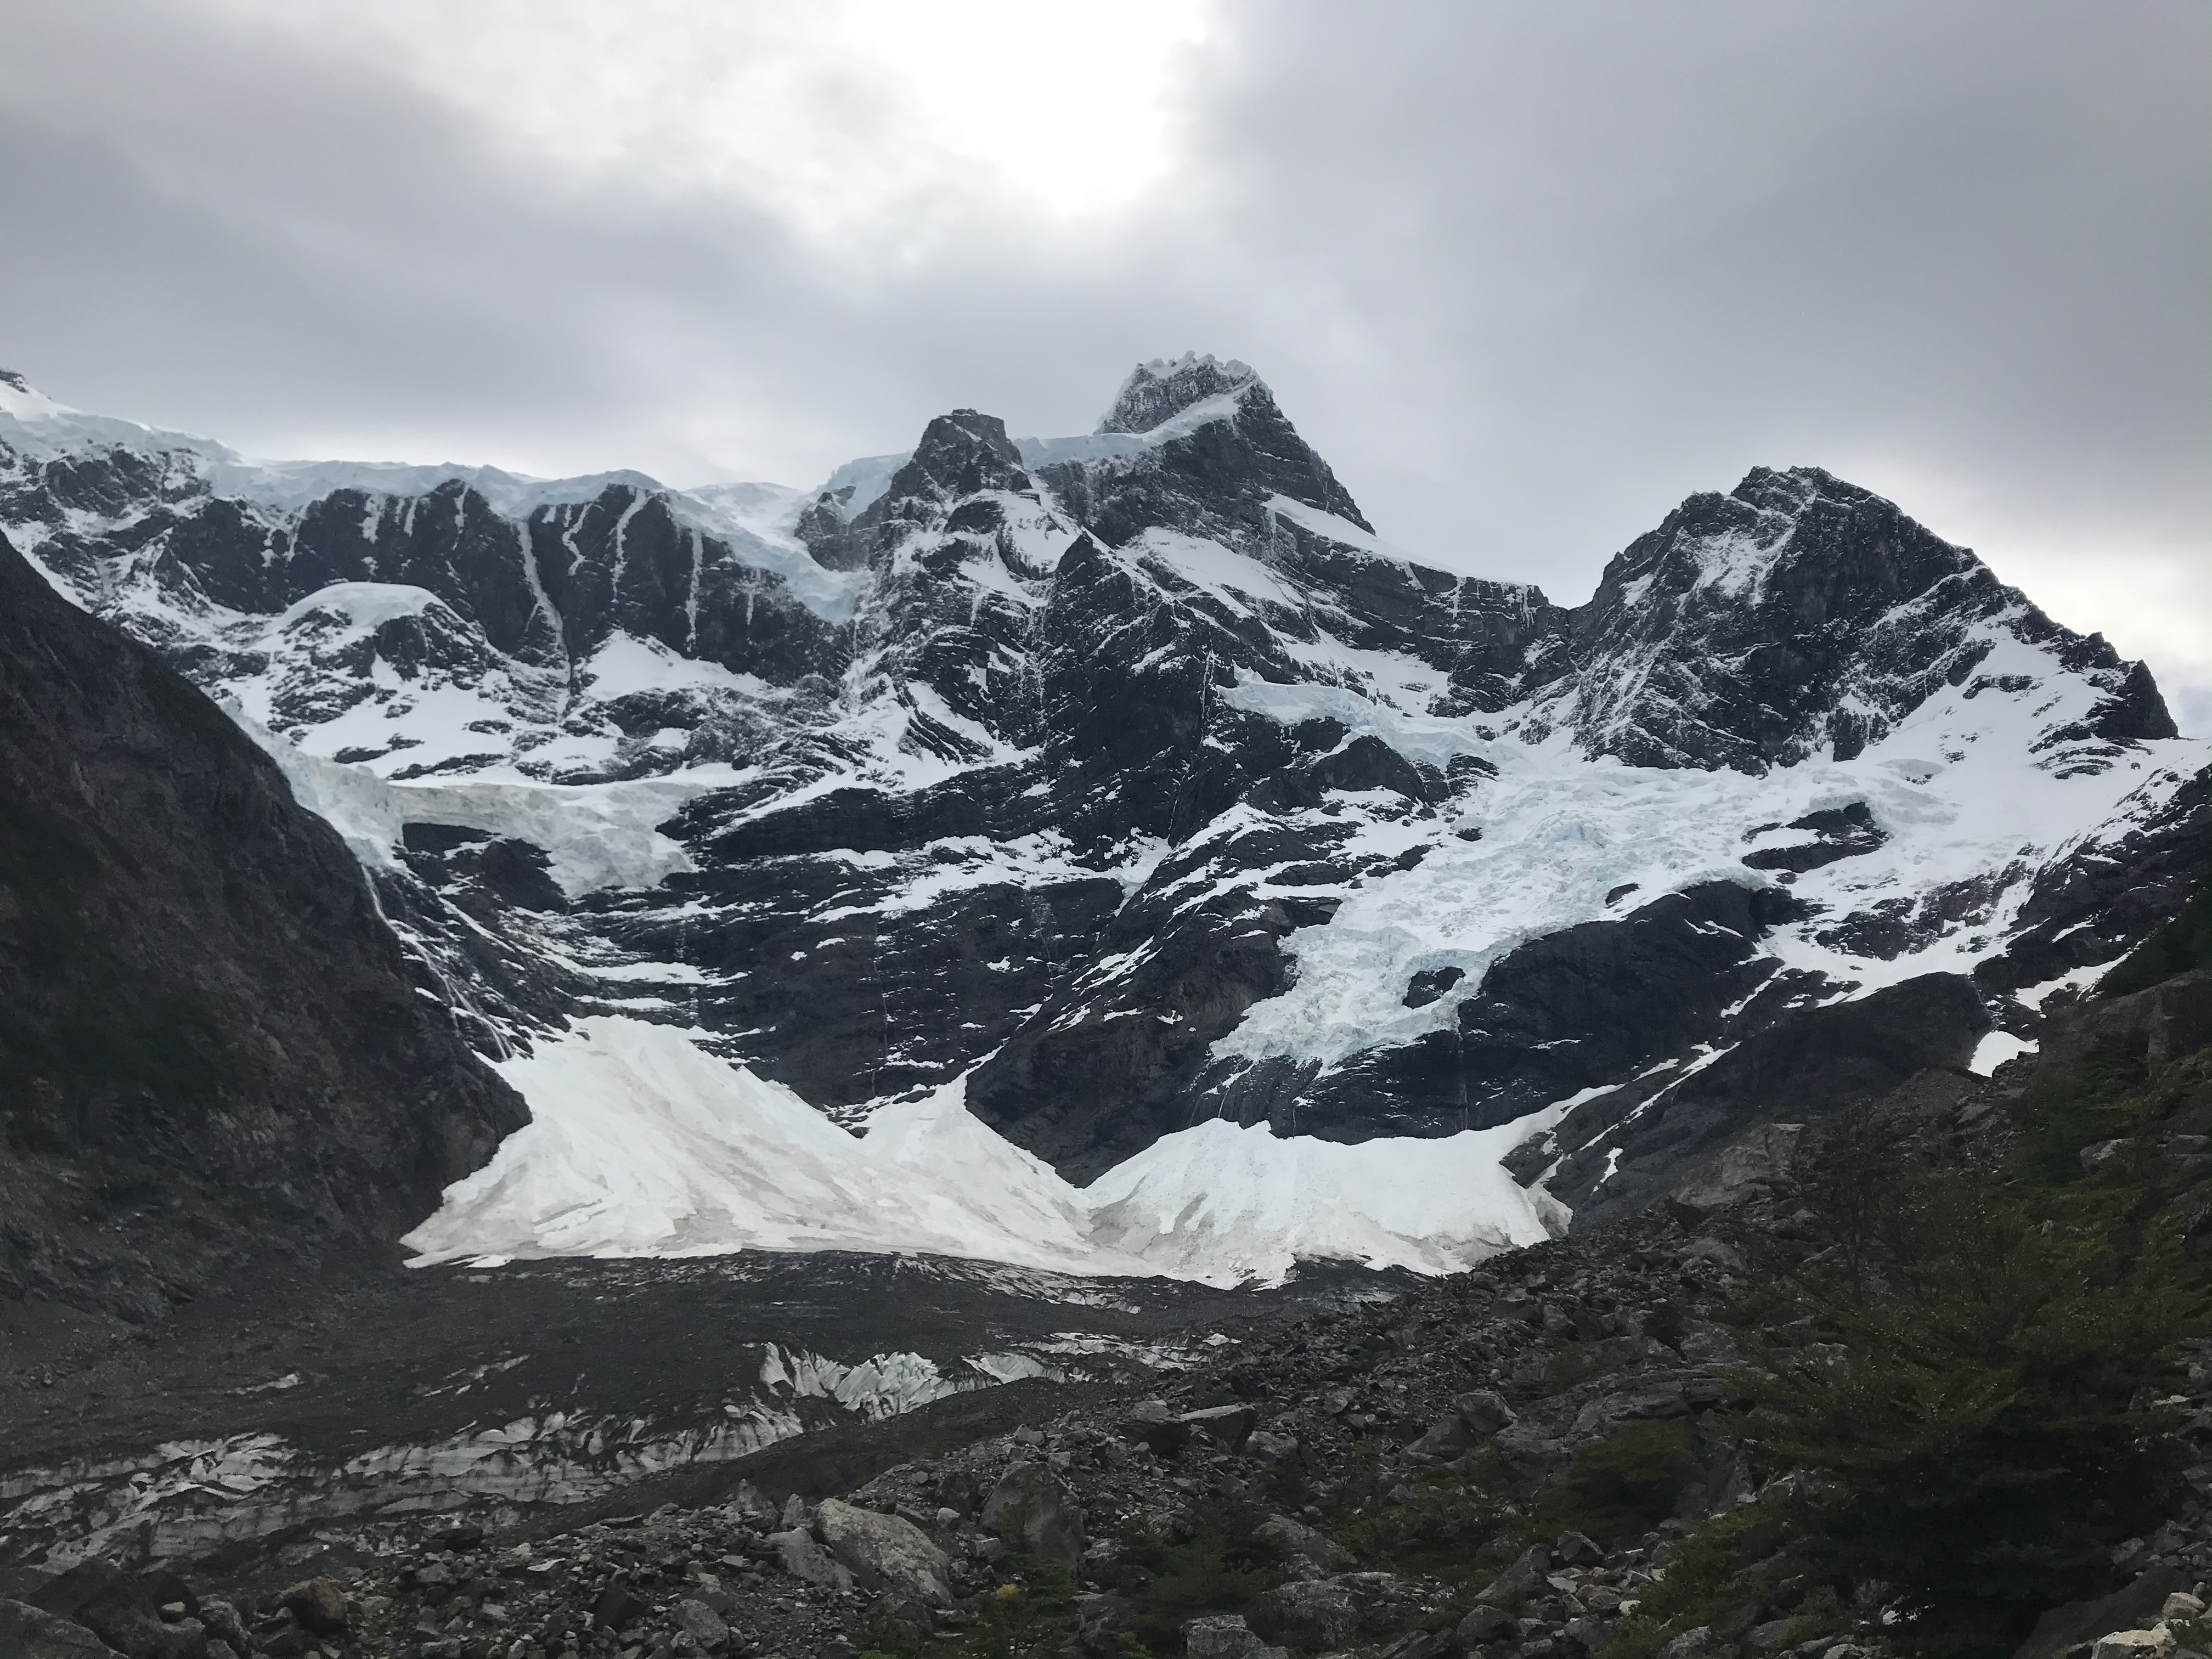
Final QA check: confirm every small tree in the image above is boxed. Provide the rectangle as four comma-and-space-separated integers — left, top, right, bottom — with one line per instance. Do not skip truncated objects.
1736, 1126, 2191, 1657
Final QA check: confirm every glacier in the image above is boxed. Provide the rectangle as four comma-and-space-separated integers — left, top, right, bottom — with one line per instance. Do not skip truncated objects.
401, 1014, 1571, 1287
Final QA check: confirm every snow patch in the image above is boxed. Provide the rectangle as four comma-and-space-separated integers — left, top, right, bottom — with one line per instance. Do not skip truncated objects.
1968, 1031, 2038, 1076
235, 715, 710, 896
405, 1018, 1560, 1286
1083, 1112, 1570, 1286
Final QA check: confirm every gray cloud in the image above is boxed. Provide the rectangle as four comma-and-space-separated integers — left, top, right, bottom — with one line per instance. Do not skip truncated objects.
1, 0, 2205, 720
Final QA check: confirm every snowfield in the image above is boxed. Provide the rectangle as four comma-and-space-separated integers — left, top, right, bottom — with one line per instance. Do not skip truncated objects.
402, 1016, 1572, 1287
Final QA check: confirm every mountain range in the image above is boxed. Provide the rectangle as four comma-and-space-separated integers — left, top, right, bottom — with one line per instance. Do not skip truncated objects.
3, 353, 2208, 1297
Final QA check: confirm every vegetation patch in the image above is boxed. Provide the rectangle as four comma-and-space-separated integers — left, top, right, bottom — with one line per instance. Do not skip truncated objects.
1533, 1419, 1702, 1546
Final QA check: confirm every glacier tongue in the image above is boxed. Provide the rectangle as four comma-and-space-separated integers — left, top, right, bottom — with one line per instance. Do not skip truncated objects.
402, 1017, 1123, 1273
404, 1016, 1562, 1287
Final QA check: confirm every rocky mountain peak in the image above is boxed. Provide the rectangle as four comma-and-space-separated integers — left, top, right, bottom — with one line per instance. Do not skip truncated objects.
895, 408, 1031, 503
1053, 358, 1374, 542
861, 409, 1032, 532
0, 369, 68, 421
1096, 353, 1261, 436
1541, 465, 2175, 772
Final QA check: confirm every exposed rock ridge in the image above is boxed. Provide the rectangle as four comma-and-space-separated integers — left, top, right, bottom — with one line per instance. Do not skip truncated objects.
0, 529, 526, 1320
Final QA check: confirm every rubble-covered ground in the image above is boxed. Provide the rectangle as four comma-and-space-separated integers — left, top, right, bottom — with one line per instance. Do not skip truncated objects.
13, 964, 2212, 1659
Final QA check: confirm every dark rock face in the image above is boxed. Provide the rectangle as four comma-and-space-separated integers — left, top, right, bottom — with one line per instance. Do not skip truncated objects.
4, 359, 2206, 1243
1542, 973, 1991, 1224
1059, 358, 1374, 542
1533, 466, 2176, 772
0, 531, 524, 1319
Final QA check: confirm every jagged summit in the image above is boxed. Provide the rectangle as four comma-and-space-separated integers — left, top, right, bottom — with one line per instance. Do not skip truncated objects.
1539, 464, 2177, 773
0, 368, 32, 395
1096, 353, 1260, 436
888, 408, 1030, 504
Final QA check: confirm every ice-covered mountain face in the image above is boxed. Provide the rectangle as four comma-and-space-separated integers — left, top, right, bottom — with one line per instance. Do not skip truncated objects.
5, 353, 2208, 1281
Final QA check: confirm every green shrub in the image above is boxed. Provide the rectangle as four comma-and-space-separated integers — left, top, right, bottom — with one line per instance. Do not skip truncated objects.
1512, 1339, 1633, 1403
1532, 1419, 1701, 1545
1600, 1508, 1801, 1659
1110, 1498, 1289, 1656
1733, 1111, 2196, 1657
1331, 1459, 1514, 1582
960, 1551, 1080, 1659
2100, 880, 2212, 999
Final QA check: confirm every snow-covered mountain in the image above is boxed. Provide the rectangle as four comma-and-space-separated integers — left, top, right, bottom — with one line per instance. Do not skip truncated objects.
5, 355, 2207, 1283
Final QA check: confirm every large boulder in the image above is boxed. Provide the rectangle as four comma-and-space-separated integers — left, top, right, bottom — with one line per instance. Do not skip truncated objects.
26, 1564, 200, 1659
1179, 1404, 1258, 1451
1475, 1544, 1551, 1607
0, 1601, 118, 1658
2017, 1572, 2192, 1659
813, 1498, 954, 1606
767, 1530, 853, 1593
1456, 1605, 1517, 1645
982, 1462, 1086, 1566
1184, 1613, 1289, 1659
278, 1579, 349, 1636
1246, 1575, 1399, 1649
1254, 1515, 1354, 1573
1117, 1400, 1191, 1457
673, 1599, 732, 1651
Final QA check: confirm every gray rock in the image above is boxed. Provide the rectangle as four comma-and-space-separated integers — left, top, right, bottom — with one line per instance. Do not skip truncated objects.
279, 1578, 349, 1635
1180, 1404, 1259, 1451
814, 1498, 954, 1606
1184, 1613, 1289, 1659
1409, 1414, 1470, 1458
1383, 1630, 1451, 1659
1658, 1627, 1716, 1659
196, 1600, 249, 1658
1247, 1578, 1363, 1649
1477, 1544, 1552, 1607
1255, 1514, 1355, 1572
0, 1601, 117, 1659
1119, 1400, 1191, 1456
1496, 1423, 1575, 1494
1246, 1574, 1397, 1649
2090, 1633, 2170, 1659
1745, 1618, 1806, 1654
1553, 1531, 1602, 1566
1075, 1592, 1133, 1657
1457, 1605, 1518, 1644
1244, 1431, 1301, 1463
2045, 969, 2212, 1070
1565, 1616, 1617, 1652
983, 1461, 1086, 1566
1675, 1325, 1741, 1366
1680, 1237, 1746, 1274
1674, 1124, 1804, 1209
24, 1564, 203, 1659
674, 1598, 732, 1651
1455, 1390, 1520, 1436
590, 1582, 651, 1633
767, 1528, 854, 1592
726, 1481, 780, 1527
2083, 1138, 2137, 1172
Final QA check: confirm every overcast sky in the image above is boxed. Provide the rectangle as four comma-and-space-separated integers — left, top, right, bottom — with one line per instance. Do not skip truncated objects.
3, 1, 2207, 726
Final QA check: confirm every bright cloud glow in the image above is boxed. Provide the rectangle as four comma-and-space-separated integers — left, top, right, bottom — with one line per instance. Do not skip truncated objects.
207, 0, 1214, 237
